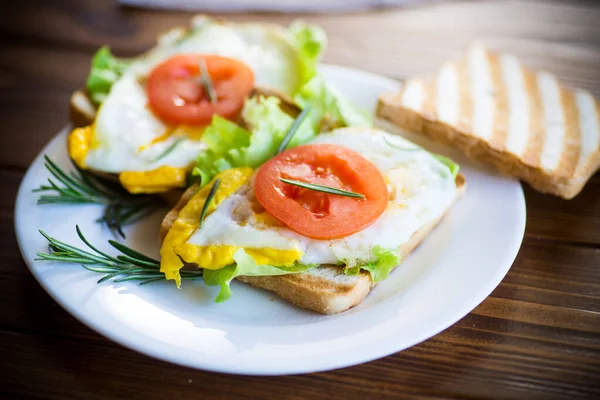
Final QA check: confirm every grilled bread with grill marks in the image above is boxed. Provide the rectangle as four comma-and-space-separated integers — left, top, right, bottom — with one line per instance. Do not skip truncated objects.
377, 43, 600, 199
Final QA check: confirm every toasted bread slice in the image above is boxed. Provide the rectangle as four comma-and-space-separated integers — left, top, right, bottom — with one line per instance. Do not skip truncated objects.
377, 43, 600, 199
70, 90, 97, 127
160, 174, 465, 314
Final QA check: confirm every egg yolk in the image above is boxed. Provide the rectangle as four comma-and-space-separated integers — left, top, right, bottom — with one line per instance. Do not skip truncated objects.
160, 168, 303, 287
137, 125, 205, 153
67, 124, 200, 194
137, 129, 174, 153
253, 211, 283, 227
174, 244, 302, 271
160, 168, 254, 287
119, 166, 189, 194
67, 125, 94, 168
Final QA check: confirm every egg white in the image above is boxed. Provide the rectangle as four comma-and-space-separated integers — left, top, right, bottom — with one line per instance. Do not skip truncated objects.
85, 74, 206, 173
85, 17, 302, 173
186, 127, 458, 266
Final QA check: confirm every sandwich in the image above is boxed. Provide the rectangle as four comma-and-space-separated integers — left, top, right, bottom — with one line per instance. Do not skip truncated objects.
66, 15, 370, 196
160, 127, 465, 314
377, 43, 600, 199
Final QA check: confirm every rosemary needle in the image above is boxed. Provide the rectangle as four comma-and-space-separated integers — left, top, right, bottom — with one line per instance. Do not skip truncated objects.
198, 57, 217, 104
35, 226, 203, 285
277, 105, 312, 154
33, 155, 166, 238
279, 178, 365, 199
199, 178, 220, 226
154, 137, 185, 162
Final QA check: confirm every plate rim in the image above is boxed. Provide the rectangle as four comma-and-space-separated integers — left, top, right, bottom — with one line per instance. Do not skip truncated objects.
14, 64, 526, 375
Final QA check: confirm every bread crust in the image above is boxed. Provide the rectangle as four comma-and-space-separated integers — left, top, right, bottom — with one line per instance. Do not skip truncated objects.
160, 173, 465, 314
69, 90, 97, 127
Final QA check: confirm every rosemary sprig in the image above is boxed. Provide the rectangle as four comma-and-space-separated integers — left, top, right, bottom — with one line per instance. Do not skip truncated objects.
33, 155, 166, 238
35, 226, 203, 285
199, 178, 220, 226
198, 57, 217, 104
154, 137, 185, 162
279, 178, 365, 199
277, 105, 312, 154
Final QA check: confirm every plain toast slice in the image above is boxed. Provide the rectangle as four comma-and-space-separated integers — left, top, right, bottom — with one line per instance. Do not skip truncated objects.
377, 44, 600, 199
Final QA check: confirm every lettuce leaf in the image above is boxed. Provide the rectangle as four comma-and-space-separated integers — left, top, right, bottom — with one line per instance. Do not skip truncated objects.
192, 82, 371, 186
289, 21, 327, 85
181, 23, 367, 185
203, 249, 315, 302
294, 75, 372, 131
192, 116, 251, 185
193, 96, 314, 186
288, 21, 367, 129
243, 96, 316, 163
242, 96, 296, 167
86, 46, 129, 105
289, 21, 372, 131
344, 246, 400, 282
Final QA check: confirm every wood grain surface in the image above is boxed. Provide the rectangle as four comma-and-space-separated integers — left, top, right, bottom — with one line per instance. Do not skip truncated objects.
1, 0, 599, 399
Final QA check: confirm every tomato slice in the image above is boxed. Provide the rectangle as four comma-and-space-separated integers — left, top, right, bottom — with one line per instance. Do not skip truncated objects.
254, 144, 389, 240
147, 54, 254, 126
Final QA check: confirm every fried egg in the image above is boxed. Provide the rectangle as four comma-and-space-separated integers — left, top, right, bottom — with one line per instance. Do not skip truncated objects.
161, 127, 458, 282
139, 15, 303, 95
69, 16, 306, 193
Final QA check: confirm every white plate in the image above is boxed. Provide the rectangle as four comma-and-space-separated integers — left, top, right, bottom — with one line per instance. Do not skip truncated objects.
15, 65, 526, 375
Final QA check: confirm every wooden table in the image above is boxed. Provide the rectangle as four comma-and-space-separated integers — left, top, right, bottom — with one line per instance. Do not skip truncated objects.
2, 0, 599, 398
